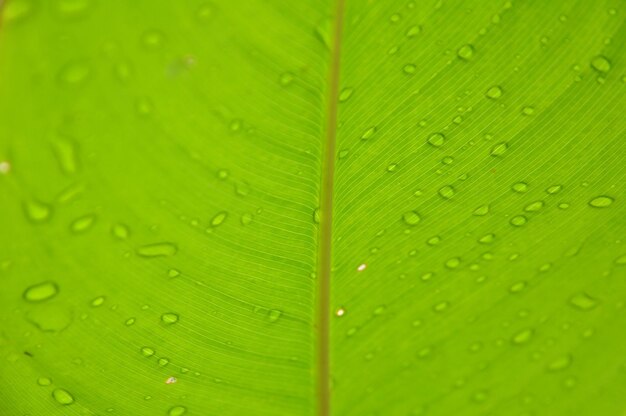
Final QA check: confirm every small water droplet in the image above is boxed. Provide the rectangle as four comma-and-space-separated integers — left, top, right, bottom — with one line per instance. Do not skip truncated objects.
91, 296, 105, 307
472, 205, 489, 216
485, 85, 503, 99
58, 61, 90, 86
433, 301, 450, 312
141, 30, 165, 49
588, 195, 613, 208
70, 214, 96, 233
313, 208, 321, 224
510, 215, 527, 227
546, 185, 563, 195
427, 236, 441, 246
241, 213, 253, 225
125, 318, 135, 326
335, 308, 345, 317
402, 211, 421, 226
512, 328, 533, 345
141, 346, 155, 357
279, 72, 294, 86
490, 142, 508, 156
361, 126, 377, 140
211, 211, 228, 226
339, 88, 353, 102
52, 139, 79, 174
509, 281, 527, 293
386, 163, 398, 172
478, 233, 495, 244
112, 223, 130, 240
524, 201, 544, 212
438, 185, 455, 199
52, 388, 74, 405
268, 309, 282, 322
158, 357, 170, 366
403, 64, 416, 74
521, 106, 535, 116
512, 182, 528, 193
135, 97, 154, 116
569, 292, 598, 310
457, 44, 474, 60
38, 377, 52, 386
405, 25, 421, 37
357, 263, 367, 271
24, 281, 59, 302
136, 243, 178, 258
445, 257, 460, 269
168, 405, 187, 416
547, 354, 573, 372
161, 312, 179, 324
427, 132, 445, 147
23, 200, 52, 223
590, 55, 611, 73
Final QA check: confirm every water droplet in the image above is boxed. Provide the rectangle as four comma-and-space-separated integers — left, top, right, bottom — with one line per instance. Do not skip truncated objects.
313, 208, 321, 224
472, 390, 489, 403
427, 132, 445, 147
615, 254, 626, 265
23, 200, 52, 223
546, 184, 563, 195
445, 257, 460, 269
24, 281, 59, 302
485, 85, 503, 99
427, 236, 441, 246
268, 309, 282, 322
168, 406, 187, 416
56, 0, 92, 17
335, 308, 345, 317
402, 211, 421, 226
158, 357, 170, 366
433, 301, 449, 312
438, 185, 455, 199
339, 88, 353, 102
279, 72, 294, 86
161, 312, 179, 324
52, 139, 78, 174
547, 354, 573, 372
524, 201, 544, 212
521, 106, 535, 116
38, 377, 52, 386
136, 243, 177, 258
361, 126, 377, 140
241, 213, 253, 225
569, 292, 598, 310
112, 223, 130, 240
135, 97, 154, 116
141, 30, 165, 49
511, 328, 533, 345
457, 44, 474, 60
58, 61, 90, 86
70, 214, 96, 233
490, 142, 509, 156
165, 376, 177, 384
512, 182, 528, 193
196, 3, 214, 22
509, 281, 527, 293
590, 55, 611, 73
389, 13, 401, 23
91, 296, 105, 307
472, 205, 489, 216
588, 195, 613, 208
357, 263, 367, 271
141, 347, 155, 357
510, 215, 527, 227
125, 318, 135, 326
211, 211, 227, 226
405, 25, 421, 37
478, 233, 495, 244
217, 169, 229, 179
52, 388, 74, 405
386, 163, 398, 172
403, 64, 416, 74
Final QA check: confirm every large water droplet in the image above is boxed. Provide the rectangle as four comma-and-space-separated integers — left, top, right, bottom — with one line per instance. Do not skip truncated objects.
52, 388, 74, 405
427, 132, 445, 147
402, 211, 421, 226
590, 55, 611, 73
512, 182, 528, 193
24, 281, 59, 302
438, 185, 455, 199
510, 215, 527, 227
457, 44, 474, 60
588, 195, 613, 208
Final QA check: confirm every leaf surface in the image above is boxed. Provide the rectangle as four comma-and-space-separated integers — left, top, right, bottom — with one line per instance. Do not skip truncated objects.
0, 1, 625, 415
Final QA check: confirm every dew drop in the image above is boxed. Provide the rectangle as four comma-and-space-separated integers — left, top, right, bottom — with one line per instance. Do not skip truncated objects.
91, 296, 105, 307
510, 215, 527, 227
457, 44, 474, 60
405, 25, 421, 37
512, 328, 533, 345
546, 185, 563, 195
158, 357, 170, 367
52, 388, 74, 405
402, 211, 421, 226
339, 88, 353, 102
141, 346, 155, 357
433, 301, 449, 312
58, 61, 90, 86
279, 72, 294, 86
141, 30, 165, 49
23, 200, 52, 223
485, 85, 503, 99
569, 292, 598, 310
445, 257, 460, 269
24, 281, 59, 303
588, 195, 613, 208
438, 185, 455, 199
125, 318, 135, 326
590, 55, 611, 73
268, 309, 282, 322
403, 64, 416, 74
509, 281, 527, 293
521, 106, 535, 116
161, 312, 179, 324
547, 354, 573, 372
112, 223, 130, 240
70, 214, 96, 233
241, 213, 253, 225
472, 205, 489, 216
524, 201, 544, 212
478, 233, 495, 244
52, 139, 78, 174
386, 163, 398, 172
361, 126, 377, 140
490, 142, 508, 156
38, 377, 52, 386
512, 182, 528, 193
136, 243, 178, 258
168, 406, 187, 416
211, 211, 228, 226
135, 97, 154, 116
313, 208, 321, 224
427, 132, 445, 147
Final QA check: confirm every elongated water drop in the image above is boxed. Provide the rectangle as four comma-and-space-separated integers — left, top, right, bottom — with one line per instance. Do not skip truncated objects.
52, 388, 74, 405
24, 281, 59, 302
136, 243, 177, 258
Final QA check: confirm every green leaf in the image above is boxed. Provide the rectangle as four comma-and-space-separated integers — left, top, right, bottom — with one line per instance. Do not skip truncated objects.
0, 1, 625, 415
